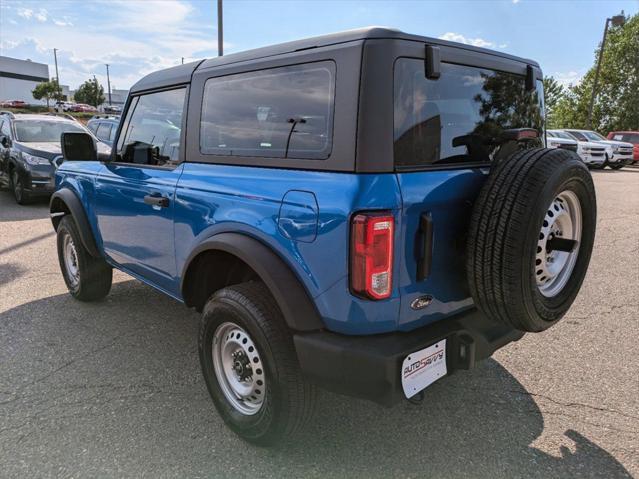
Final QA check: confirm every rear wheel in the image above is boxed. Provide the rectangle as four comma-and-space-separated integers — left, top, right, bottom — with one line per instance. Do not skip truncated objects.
199, 282, 316, 446
467, 148, 596, 332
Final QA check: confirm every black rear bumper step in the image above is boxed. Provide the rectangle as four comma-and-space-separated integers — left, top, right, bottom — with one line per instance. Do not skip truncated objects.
294, 309, 524, 407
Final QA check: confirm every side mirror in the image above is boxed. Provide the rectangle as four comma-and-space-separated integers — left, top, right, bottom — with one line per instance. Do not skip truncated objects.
0, 135, 10, 148
61, 132, 97, 161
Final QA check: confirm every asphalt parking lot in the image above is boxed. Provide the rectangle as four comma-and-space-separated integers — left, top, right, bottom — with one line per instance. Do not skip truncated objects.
0, 170, 637, 478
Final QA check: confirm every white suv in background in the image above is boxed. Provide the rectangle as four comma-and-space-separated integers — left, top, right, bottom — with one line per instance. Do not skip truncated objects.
546, 130, 578, 152
564, 129, 634, 170
548, 130, 605, 168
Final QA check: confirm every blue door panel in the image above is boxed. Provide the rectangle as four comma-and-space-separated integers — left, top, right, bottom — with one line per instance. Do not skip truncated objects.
93, 163, 184, 293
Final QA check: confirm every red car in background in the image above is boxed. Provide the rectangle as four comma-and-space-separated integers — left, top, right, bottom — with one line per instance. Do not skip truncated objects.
608, 131, 639, 163
0, 100, 28, 108
69, 103, 98, 113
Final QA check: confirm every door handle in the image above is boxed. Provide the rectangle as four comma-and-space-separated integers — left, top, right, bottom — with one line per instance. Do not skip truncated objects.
143, 195, 169, 208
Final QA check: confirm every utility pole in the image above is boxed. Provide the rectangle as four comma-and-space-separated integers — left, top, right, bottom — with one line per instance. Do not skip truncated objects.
105, 64, 112, 105
181, 57, 184, 65
588, 11, 625, 129
217, 0, 223, 56
53, 48, 61, 99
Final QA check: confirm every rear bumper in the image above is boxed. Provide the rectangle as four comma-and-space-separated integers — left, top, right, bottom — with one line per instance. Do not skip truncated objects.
294, 308, 524, 406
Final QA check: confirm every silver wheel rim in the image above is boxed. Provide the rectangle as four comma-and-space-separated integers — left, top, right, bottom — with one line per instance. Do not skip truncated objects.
63, 234, 80, 287
212, 322, 266, 416
535, 190, 582, 297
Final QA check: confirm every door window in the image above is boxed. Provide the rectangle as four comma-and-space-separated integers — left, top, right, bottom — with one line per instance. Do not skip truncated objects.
116, 88, 186, 167
96, 122, 112, 141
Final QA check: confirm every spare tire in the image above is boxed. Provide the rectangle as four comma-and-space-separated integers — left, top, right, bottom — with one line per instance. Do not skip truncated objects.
467, 147, 596, 332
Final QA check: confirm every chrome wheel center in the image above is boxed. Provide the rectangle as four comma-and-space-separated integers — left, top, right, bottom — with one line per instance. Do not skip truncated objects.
535, 190, 582, 297
63, 234, 80, 287
212, 322, 266, 415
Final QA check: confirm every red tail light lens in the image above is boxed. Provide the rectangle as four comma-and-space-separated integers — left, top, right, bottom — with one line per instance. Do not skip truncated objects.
350, 212, 394, 300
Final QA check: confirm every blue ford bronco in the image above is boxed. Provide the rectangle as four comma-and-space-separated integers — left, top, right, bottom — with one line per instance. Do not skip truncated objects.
50, 28, 596, 445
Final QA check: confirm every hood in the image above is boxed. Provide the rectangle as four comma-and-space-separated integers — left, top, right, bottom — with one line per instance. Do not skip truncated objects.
577, 141, 607, 149
547, 137, 576, 145
15, 142, 62, 160
592, 139, 634, 148
16, 140, 112, 160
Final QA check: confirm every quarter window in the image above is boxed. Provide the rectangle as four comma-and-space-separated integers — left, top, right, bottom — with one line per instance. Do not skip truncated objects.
200, 61, 335, 160
116, 88, 186, 167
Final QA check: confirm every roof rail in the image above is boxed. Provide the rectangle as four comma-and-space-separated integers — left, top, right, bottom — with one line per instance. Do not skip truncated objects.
0, 110, 16, 118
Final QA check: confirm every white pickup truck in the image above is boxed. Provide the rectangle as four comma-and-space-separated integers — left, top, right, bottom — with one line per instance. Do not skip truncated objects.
548, 130, 605, 168
564, 129, 634, 170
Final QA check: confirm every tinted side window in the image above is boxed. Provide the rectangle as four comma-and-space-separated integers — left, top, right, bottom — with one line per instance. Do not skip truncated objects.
200, 61, 335, 160
117, 88, 186, 167
394, 59, 544, 168
96, 122, 112, 141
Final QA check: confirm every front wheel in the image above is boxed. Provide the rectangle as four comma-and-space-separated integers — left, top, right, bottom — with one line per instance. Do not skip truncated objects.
56, 215, 113, 301
199, 282, 316, 446
10, 169, 29, 205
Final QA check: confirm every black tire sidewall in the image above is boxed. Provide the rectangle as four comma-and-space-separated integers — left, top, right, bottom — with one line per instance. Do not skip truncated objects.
521, 162, 596, 329
56, 217, 83, 295
199, 292, 283, 444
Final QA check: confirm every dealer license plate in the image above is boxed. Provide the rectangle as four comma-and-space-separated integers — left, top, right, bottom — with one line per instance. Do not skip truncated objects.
401, 339, 447, 398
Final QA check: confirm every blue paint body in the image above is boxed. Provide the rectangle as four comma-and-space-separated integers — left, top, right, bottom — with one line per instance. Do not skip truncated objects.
56, 160, 487, 335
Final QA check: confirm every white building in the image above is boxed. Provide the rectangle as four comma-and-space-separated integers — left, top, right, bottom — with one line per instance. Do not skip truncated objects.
0, 56, 50, 105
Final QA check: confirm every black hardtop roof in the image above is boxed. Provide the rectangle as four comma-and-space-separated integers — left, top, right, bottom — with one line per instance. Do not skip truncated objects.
130, 26, 539, 93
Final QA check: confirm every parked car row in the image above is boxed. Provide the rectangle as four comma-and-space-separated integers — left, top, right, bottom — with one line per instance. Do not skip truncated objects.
546, 128, 635, 169
0, 111, 111, 204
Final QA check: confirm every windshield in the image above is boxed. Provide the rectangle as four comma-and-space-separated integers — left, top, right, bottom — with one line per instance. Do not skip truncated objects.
394, 60, 544, 168
550, 130, 575, 140
583, 131, 606, 141
565, 130, 587, 141
14, 120, 86, 142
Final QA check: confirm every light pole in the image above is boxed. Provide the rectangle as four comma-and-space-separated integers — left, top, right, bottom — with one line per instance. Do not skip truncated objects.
587, 11, 625, 129
105, 64, 112, 105
217, 0, 223, 56
53, 48, 61, 99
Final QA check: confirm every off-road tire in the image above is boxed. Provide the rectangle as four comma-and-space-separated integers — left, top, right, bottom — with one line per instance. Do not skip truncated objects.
56, 215, 112, 301
467, 148, 596, 332
199, 281, 316, 446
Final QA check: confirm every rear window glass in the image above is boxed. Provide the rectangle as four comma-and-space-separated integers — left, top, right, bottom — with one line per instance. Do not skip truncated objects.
200, 61, 335, 160
394, 59, 544, 168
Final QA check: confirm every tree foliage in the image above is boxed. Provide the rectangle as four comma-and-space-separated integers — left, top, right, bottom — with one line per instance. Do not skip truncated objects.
551, 12, 638, 132
542, 76, 565, 128
32, 79, 62, 108
74, 78, 105, 107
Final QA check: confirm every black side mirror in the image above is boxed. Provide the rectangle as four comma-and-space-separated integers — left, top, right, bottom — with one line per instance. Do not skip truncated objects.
61, 132, 97, 161
0, 135, 10, 148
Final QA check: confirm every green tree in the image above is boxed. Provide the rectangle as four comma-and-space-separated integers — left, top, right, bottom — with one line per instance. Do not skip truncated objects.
553, 13, 639, 132
32, 79, 62, 108
542, 76, 565, 128
74, 77, 105, 107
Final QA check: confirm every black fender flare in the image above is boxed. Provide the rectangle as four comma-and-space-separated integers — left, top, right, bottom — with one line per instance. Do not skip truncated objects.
49, 188, 101, 258
181, 233, 325, 332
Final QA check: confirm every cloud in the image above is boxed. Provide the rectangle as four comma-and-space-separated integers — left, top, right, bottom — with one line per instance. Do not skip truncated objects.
512, 0, 520, 4
35, 9, 48, 22
53, 18, 73, 27
553, 70, 585, 88
17, 8, 33, 19
439, 32, 498, 49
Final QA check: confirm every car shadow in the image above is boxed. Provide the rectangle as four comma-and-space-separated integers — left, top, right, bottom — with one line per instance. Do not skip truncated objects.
0, 281, 632, 478
0, 178, 50, 222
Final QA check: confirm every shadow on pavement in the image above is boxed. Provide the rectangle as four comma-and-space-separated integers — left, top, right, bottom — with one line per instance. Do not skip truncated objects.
0, 281, 632, 478
0, 187, 50, 222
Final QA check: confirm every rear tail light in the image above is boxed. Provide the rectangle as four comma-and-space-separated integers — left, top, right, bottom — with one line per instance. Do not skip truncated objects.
350, 212, 394, 300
